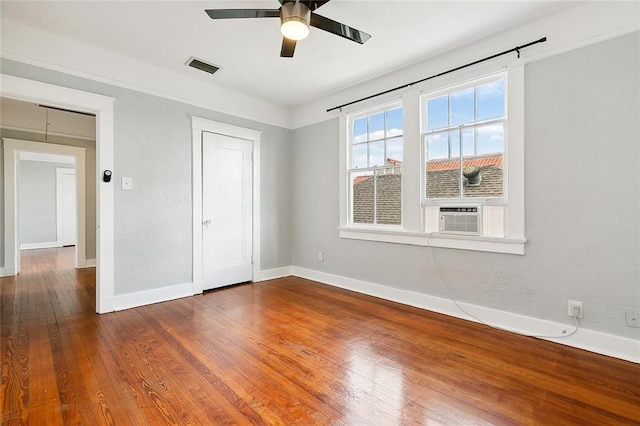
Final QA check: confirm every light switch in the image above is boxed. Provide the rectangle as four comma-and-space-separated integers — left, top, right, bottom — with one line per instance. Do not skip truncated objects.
122, 177, 133, 190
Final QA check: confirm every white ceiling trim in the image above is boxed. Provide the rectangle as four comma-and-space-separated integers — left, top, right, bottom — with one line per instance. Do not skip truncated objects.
1, 19, 292, 129
1, 3, 637, 131
291, 2, 640, 129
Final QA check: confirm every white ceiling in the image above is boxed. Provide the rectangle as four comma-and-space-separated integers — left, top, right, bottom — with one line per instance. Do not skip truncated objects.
0, 1, 569, 108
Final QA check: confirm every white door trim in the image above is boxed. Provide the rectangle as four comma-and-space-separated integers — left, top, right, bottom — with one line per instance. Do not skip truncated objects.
191, 116, 261, 294
1, 73, 115, 314
56, 167, 77, 247
4, 142, 83, 267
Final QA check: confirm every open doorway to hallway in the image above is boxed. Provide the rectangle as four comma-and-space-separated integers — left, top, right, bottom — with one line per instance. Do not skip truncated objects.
1, 97, 97, 309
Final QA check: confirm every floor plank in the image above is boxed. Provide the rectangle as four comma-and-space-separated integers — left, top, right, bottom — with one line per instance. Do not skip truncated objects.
1, 247, 639, 425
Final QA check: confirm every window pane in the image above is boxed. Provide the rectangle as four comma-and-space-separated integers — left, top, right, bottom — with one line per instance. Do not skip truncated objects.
426, 156, 460, 199
477, 123, 503, 155
351, 170, 374, 224
353, 116, 368, 143
426, 130, 460, 199
426, 96, 448, 130
385, 107, 403, 138
386, 136, 403, 163
352, 143, 368, 169
369, 140, 385, 167
462, 128, 475, 158
369, 112, 385, 141
376, 167, 401, 225
463, 155, 503, 198
477, 79, 505, 121
450, 87, 474, 126
426, 133, 449, 161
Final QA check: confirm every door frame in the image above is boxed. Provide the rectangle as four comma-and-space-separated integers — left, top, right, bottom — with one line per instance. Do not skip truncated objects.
56, 167, 77, 248
191, 116, 261, 294
4, 140, 84, 267
1, 73, 115, 314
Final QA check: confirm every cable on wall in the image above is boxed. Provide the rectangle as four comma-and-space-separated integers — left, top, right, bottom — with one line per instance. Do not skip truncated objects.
327, 36, 547, 113
428, 246, 579, 339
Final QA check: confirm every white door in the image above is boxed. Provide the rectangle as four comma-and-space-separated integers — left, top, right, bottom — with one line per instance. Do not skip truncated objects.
56, 168, 77, 247
202, 132, 253, 290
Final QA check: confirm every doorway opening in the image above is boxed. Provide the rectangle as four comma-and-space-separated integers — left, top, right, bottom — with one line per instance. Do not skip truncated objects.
4, 139, 88, 273
1, 74, 115, 313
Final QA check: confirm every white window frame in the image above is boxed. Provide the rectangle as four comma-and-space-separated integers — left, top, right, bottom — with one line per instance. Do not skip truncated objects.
346, 101, 403, 230
422, 72, 506, 205
338, 61, 526, 255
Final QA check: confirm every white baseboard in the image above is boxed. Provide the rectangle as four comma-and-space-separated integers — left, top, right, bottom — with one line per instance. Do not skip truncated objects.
109, 282, 194, 312
254, 265, 294, 282
291, 266, 639, 364
0, 267, 16, 277
106, 263, 295, 313
77, 258, 96, 268
20, 241, 59, 250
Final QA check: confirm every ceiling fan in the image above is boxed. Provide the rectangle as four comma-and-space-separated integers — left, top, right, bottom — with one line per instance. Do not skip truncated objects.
205, 0, 371, 58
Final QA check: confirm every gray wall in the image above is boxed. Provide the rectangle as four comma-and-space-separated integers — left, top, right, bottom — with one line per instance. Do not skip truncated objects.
1, 33, 636, 340
1, 59, 293, 296
0, 129, 97, 259
18, 160, 74, 245
291, 32, 639, 339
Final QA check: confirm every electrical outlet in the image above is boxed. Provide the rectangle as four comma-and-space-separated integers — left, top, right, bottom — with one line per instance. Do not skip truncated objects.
626, 309, 640, 328
568, 300, 583, 319
318, 252, 324, 262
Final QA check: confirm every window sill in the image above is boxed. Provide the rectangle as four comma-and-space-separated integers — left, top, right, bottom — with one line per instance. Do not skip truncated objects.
338, 227, 526, 255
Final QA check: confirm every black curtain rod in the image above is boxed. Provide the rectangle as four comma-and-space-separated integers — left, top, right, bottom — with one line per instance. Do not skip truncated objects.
327, 36, 547, 113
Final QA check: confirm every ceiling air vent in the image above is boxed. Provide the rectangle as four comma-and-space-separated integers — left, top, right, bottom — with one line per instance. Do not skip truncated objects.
187, 57, 220, 75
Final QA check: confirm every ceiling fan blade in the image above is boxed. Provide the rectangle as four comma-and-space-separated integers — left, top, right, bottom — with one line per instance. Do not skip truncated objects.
310, 13, 371, 44
280, 38, 297, 58
301, 1, 331, 11
205, 9, 280, 19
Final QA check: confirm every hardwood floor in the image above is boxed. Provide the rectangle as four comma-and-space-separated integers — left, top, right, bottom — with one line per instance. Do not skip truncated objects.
1, 248, 639, 425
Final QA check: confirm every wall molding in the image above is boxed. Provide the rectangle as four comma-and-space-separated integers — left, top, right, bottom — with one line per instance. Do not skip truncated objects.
291, 266, 639, 364
20, 242, 59, 250
253, 266, 294, 282
78, 258, 96, 268
1, 19, 291, 129
89, 264, 639, 363
19, 150, 76, 163
0, 267, 16, 277
109, 282, 194, 312
291, 4, 640, 129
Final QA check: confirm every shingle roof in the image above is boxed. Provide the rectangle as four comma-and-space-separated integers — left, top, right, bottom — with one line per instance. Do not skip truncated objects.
426, 165, 503, 198
352, 155, 503, 224
427, 155, 503, 171
353, 174, 401, 225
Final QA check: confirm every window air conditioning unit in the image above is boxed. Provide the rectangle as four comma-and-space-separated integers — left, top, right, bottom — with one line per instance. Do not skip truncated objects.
439, 207, 481, 235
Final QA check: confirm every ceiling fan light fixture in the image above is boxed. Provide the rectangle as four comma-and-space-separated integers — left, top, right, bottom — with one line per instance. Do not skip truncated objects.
281, 19, 309, 40
280, 1, 310, 41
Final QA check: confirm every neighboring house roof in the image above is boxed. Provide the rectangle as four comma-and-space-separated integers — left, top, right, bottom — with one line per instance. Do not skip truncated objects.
427, 155, 503, 171
352, 155, 502, 223
353, 174, 402, 225
427, 154, 503, 198
426, 165, 503, 198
